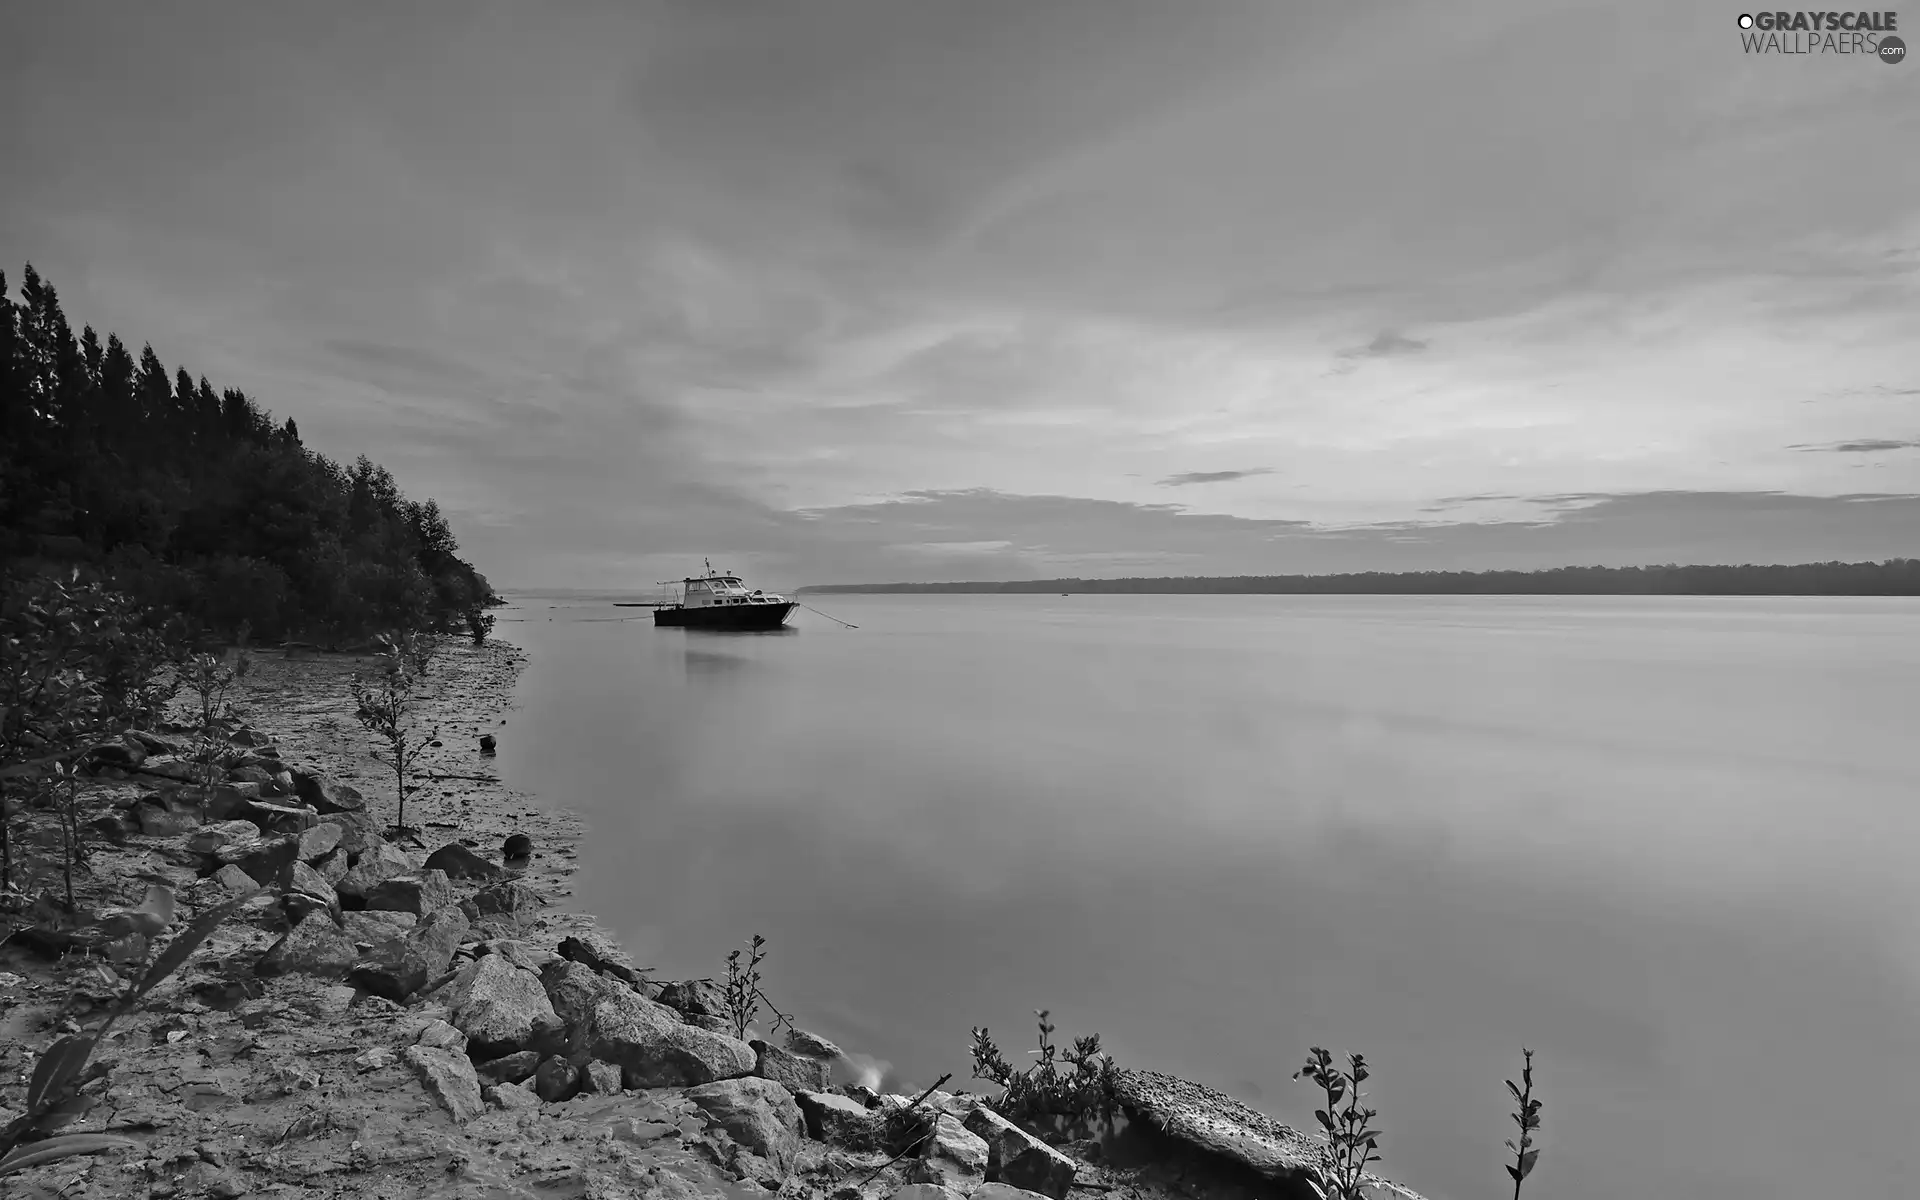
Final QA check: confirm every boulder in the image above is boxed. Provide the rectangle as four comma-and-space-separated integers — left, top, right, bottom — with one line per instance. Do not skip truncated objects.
314, 850, 349, 886
753, 1039, 829, 1091
327, 808, 383, 858
187, 820, 264, 856
962, 1107, 1077, 1200
227, 764, 275, 785
349, 906, 469, 1001
422, 842, 506, 881
477, 938, 551, 973
89, 736, 147, 769
533, 1055, 579, 1103
656, 978, 728, 1018
291, 770, 367, 814
88, 812, 133, 845
541, 958, 631, 1034
585, 990, 756, 1089
133, 798, 203, 838
210, 864, 259, 896
463, 879, 543, 919
686, 1013, 732, 1035
404, 1043, 483, 1123
487, 1080, 542, 1111
257, 912, 359, 978
477, 1051, 543, 1085
1108, 1068, 1321, 1179
341, 909, 415, 944
242, 799, 320, 836
416, 1018, 467, 1051
785, 1028, 845, 1061
556, 930, 644, 986
364, 869, 455, 916
287, 861, 337, 908
335, 842, 417, 903
908, 1114, 989, 1188
202, 784, 256, 821
580, 1059, 624, 1096
139, 758, 207, 784
502, 831, 530, 858
297, 821, 343, 862
684, 1076, 806, 1174
215, 835, 299, 883
427, 953, 561, 1058
793, 1089, 887, 1149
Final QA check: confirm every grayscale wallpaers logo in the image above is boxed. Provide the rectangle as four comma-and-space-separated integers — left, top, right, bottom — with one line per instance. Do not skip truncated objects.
1737, 10, 1904, 59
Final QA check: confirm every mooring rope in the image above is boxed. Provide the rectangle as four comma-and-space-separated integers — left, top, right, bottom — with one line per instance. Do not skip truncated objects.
797, 602, 858, 629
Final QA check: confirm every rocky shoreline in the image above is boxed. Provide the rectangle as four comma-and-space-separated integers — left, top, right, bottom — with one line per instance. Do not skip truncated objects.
0, 639, 1424, 1200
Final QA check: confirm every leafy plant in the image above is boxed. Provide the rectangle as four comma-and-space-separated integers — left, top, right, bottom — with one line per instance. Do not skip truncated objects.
1505, 1048, 1543, 1198
968, 1009, 1121, 1123
1293, 1048, 1382, 1200
723, 934, 767, 1040
349, 630, 440, 837
0, 572, 179, 896
465, 608, 495, 645
720, 933, 795, 1042
0, 885, 264, 1177
178, 647, 250, 806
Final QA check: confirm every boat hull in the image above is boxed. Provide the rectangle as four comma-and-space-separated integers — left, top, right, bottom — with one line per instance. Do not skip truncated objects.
654, 601, 796, 631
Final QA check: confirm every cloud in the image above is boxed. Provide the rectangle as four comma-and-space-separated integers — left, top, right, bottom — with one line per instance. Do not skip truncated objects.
1792, 439, 1920, 454
1157, 468, 1273, 486
784, 488, 1920, 585
1, 3, 1916, 590
1338, 330, 1430, 360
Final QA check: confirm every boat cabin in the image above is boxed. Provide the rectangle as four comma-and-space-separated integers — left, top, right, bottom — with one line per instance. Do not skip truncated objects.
680, 575, 760, 607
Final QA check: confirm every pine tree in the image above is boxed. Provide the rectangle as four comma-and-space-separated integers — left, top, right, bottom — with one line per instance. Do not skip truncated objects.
135, 343, 171, 428
99, 333, 136, 434
79, 325, 104, 390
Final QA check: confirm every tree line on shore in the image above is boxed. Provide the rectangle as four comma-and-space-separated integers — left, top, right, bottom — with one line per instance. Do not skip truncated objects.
1, 262, 497, 645
801, 559, 1920, 596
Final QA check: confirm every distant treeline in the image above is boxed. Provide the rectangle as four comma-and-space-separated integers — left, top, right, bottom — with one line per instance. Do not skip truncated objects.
800, 560, 1920, 596
0, 264, 496, 642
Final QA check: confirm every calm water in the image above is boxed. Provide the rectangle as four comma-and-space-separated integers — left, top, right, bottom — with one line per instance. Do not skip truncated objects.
495, 593, 1920, 1200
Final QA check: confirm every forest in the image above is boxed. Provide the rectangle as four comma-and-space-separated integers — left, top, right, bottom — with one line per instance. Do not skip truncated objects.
0, 263, 496, 644
800, 559, 1920, 596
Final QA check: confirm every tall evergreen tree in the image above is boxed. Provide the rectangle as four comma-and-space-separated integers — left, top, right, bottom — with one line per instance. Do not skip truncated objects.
99, 334, 136, 433
134, 343, 171, 429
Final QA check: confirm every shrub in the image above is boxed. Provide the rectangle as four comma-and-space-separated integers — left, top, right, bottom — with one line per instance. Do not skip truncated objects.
968, 1010, 1121, 1124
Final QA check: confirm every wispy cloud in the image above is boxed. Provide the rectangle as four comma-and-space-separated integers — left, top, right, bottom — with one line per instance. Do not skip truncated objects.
1157, 468, 1273, 487
1791, 439, 1920, 454
1338, 330, 1430, 360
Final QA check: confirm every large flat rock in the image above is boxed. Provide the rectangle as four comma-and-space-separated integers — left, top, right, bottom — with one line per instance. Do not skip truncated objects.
1110, 1068, 1323, 1178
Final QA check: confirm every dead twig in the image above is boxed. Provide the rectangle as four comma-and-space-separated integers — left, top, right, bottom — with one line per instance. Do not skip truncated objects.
858, 1073, 954, 1186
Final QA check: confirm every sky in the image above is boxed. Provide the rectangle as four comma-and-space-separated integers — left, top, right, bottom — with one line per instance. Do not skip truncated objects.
3, 1, 1917, 588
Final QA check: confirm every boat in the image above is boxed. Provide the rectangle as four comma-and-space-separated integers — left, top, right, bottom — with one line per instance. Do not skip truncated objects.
653, 561, 797, 631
